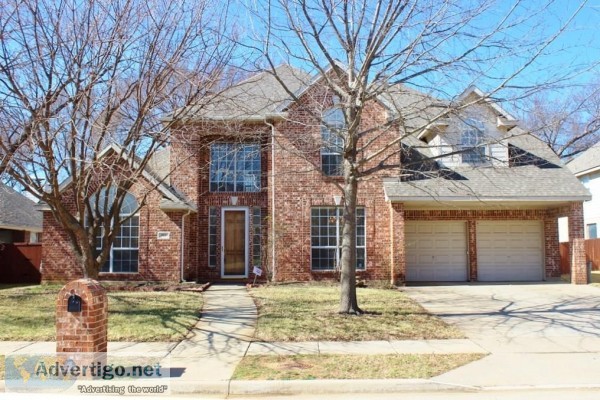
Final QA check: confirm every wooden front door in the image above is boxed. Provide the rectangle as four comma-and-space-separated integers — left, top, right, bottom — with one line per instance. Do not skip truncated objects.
222, 209, 247, 277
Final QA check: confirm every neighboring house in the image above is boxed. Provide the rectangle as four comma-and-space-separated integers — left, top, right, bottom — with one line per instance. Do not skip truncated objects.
566, 144, 600, 239
41, 65, 591, 284
0, 184, 42, 243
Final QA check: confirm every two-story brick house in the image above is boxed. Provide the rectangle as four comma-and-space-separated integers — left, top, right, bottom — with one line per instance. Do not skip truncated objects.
41, 65, 592, 284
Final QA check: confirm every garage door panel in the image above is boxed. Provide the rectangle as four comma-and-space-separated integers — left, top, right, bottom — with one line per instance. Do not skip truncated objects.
477, 221, 543, 282
406, 221, 467, 282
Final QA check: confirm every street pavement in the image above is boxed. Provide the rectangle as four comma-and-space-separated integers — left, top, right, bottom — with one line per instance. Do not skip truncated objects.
2, 282, 600, 397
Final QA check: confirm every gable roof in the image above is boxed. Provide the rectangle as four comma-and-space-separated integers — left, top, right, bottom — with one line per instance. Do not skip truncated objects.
388, 127, 590, 204
175, 65, 312, 122
0, 184, 42, 232
48, 144, 196, 212
567, 142, 600, 176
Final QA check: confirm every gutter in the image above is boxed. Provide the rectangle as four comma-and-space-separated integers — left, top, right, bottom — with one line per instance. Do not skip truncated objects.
265, 119, 277, 282
180, 209, 192, 282
384, 195, 593, 203
161, 112, 289, 124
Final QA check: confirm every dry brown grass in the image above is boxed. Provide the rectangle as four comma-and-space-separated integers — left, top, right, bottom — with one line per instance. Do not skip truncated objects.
0, 284, 202, 341
250, 283, 463, 341
233, 353, 483, 380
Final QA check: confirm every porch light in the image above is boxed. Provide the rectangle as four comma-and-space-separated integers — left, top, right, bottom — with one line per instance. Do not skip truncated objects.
333, 195, 342, 206
230, 196, 238, 206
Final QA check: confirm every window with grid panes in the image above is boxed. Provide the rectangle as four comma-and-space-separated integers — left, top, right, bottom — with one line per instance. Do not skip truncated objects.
209, 143, 261, 192
310, 207, 365, 271
321, 108, 345, 176
208, 207, 218, 267
252, 207, 262, 267
92, 188, 139, 273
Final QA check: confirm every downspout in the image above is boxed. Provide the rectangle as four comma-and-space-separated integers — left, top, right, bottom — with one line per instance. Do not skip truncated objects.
266, 119, 277, 281
180, 209, 192, 282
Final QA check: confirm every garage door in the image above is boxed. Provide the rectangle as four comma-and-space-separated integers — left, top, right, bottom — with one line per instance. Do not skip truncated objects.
405, 221, 468, 282
477, 221, 543, 281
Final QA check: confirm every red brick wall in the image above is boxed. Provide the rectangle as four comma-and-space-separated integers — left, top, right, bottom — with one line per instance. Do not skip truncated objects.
389, 203, 405, 284
42, 178, 183, 283
467, 220, 477, 281
269, 82, 399, 282
56, 279, 107, 353
170, 124, 270, 282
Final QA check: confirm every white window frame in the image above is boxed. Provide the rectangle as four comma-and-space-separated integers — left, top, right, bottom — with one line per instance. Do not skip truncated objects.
321, 108, 345, 176
310, 207, 366, 271
97, 213, 140, 274
460, 119, 487, 165
209, 143, 261, 192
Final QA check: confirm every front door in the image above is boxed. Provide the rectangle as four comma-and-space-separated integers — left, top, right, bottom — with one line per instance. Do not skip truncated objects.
222, 208, 248, 278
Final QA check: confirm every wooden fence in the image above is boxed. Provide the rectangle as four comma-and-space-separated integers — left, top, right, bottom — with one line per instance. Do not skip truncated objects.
559, 238, 600, 274
0, 243, 42, 284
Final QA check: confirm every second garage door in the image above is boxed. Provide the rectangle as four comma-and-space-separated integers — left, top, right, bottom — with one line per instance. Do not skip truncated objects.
477, 221, 543, 282
405, 221, 468, 282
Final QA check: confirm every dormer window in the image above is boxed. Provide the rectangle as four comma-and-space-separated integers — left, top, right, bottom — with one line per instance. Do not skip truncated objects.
460, 119, 486, 164
321, 108, 345, 176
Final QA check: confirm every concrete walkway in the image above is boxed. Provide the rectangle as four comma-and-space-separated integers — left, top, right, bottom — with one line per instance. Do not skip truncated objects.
167, 284, 257, 393
3, 283, 600, 396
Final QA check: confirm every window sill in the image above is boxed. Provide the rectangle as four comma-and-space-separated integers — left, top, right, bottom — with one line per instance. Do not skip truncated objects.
99, 272, 139, 275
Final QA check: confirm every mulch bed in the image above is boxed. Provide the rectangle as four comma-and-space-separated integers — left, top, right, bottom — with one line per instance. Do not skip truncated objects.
105, 282, 211, 292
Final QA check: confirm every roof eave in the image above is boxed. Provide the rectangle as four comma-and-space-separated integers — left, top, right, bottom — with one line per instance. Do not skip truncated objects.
164, 113, 289, 124
385, 195, 592, 203
573, 165, 600, 177
159, 199, 197, 213
0, 223, 43, 233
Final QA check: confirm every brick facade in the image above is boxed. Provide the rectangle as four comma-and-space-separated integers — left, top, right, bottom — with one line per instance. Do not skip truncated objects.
42, 175, 185, 283
42, 78, 588, 285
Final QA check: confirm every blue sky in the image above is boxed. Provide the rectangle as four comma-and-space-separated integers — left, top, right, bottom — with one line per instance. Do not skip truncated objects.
237, 0, 600, 101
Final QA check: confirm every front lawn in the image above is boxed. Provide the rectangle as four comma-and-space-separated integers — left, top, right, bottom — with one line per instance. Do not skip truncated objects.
250, 283, 463, 341
233, 353, 482, 380
0, 284, 202, 342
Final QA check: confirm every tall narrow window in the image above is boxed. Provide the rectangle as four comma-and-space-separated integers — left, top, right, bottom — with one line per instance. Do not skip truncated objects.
310, 207, 366, 271
93, 188, 139, 273
210, 143, 261, 192
460, 119, 486, 164
321, 108, 345, 176
252, 207, 262, 268
208, 207, 218, 267
588, 223, 598, 239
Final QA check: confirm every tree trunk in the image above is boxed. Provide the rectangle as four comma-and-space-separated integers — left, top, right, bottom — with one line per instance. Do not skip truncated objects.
338, 160, 361, 314
81, 248, 99, 280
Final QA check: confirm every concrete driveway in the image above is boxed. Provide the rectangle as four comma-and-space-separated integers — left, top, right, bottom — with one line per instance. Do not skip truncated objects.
404, 283, 600, 389
403, 283, 600, 353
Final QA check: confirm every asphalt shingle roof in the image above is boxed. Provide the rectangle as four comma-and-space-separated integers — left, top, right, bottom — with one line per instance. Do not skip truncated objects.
170, 64, 589, 203
387, 130, 590, 201
180, 65, 312, 120
0, 184, 42, 231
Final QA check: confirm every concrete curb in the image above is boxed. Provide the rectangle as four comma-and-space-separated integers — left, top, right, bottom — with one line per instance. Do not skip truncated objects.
226, 379, 476, 396
5, 378, 600, 396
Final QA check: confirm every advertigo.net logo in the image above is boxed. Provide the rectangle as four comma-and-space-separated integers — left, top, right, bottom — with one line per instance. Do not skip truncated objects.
4, 353, 171, 396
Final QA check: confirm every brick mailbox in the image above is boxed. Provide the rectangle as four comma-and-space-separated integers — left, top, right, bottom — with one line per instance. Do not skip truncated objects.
56, 279, 108, 353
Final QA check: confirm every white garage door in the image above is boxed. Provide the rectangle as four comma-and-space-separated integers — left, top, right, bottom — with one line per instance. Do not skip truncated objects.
405, 221, 468, 282
477, 221, 543, 282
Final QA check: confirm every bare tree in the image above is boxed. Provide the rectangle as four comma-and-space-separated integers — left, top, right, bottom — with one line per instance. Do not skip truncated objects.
0, 0, 235, 278
519, 85, 600, 159
245, 0, 591, 314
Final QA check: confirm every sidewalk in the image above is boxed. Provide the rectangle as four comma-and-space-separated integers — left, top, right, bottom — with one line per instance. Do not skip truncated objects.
3, 284, 600, 396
